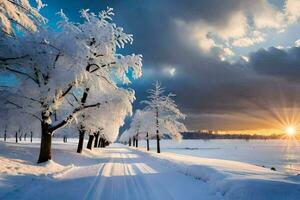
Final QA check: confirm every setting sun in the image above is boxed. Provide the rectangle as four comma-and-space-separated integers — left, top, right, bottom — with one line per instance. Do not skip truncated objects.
285, 126, 296, 136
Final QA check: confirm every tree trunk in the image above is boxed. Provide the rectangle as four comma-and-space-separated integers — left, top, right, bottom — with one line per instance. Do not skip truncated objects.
98, 137, 102, 147
99, 138, 106, 148
37, 120, 52, 163
87, 135, 94, 150
77, 130, 85, 153
30, 131, 33, 143
102, 139, 105, 147
15, 132, 18, 143
156, 132, 160, 153
4, 133, 6, 141
104, 140, 109, 147
156, 106, 160, 153
63, 136, 67, 143
136, 137, 138, 148
146, 132, 150, 151
24, 133, 27, 141
76, 88, 89, 153
129, 138, 131, 146
133, 137, 136, 147
94, 132, 99, 148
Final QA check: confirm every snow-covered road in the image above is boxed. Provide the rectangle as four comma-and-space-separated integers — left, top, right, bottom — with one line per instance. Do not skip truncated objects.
83, 147, 213, 200
2, 145, 215, 200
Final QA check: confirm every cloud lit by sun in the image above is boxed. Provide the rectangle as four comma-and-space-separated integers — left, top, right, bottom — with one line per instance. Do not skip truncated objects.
163, 66, 176, 77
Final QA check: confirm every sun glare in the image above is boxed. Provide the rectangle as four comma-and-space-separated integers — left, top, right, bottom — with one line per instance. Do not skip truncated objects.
285, 126, 296, 136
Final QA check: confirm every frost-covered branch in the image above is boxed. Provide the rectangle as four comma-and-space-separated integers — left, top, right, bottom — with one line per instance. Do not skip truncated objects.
0, 0, 46, 35
4, 66, 39, 84
50, 102, 100, 133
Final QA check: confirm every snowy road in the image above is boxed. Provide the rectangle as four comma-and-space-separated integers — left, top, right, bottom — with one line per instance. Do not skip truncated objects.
2, 146, 215, 200
83, 147, 214, 200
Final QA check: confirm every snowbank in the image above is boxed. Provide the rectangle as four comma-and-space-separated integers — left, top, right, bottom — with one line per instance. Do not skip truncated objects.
135, 147, 300, 200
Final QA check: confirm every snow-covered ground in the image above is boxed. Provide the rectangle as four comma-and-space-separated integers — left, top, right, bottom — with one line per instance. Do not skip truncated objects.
1, 139, 300, 200
139, 139, 300, 174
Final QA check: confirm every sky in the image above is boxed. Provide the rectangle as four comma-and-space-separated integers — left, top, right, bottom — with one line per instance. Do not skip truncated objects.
41, 0, 300, 134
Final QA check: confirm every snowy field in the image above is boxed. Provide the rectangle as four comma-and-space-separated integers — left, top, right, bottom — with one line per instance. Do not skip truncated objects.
0, 139, 300, 200
139, 139, 300, 174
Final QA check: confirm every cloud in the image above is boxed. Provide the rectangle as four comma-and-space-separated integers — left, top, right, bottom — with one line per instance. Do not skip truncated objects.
162, 65, 177, 77
250, 0, 285, 29
220, 47, 235, 61
241, 56, 249, 62
295, 39, 300, 47
285, 0, 300, 23
215, 11, 248, 39
174, 19, 216, 53
232, 31, 265, 47
249, 46, 300, 81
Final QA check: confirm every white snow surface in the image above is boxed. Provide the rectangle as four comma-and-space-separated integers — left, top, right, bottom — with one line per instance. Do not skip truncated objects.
0, 139, 300, 200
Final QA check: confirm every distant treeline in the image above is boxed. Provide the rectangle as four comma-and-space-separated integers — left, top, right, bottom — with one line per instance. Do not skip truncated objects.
181, 131, 283, 140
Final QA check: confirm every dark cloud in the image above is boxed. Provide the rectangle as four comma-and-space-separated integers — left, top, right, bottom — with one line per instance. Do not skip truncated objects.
249, 47, 300, 81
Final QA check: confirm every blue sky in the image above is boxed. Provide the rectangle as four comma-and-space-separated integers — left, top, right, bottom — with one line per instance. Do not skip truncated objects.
39, 0, 300, 133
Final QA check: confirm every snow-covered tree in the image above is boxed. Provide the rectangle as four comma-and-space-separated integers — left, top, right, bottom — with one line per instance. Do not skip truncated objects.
120, 110, 148, 148
120, 82, 187, 152
0, 7, 142, 162
141, 81, 186, 152
56, 9, 142, 153
0, 0, 46, 35
73, 87, 135, 151
0, 28, 103, 162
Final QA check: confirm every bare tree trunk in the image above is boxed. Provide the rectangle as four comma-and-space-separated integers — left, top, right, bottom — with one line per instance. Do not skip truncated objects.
63, 136, 68, 143
98, 137, 102, 147
156, 106, 161, 153
136, 136, 138, 148
76, 88, 89, 152
87, 135, 94, 150
156, 131, 160, 153
24, 133, 27, 141
104, 140, 109, 147
129, 138, 131, 146
30, 131, 33, 143
15, 132, 18, 143
99, 138, 105, 148
4, 126, 7, 141
37, 119, 52, 163
77, 130, 85, 153
146, 132, 150, 151
94, 132, 99, 148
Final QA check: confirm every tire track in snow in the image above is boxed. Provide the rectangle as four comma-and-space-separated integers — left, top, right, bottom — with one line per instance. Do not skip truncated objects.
83, 151, 116, 200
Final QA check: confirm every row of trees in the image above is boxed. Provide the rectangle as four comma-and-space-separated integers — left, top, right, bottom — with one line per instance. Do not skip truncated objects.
0, 1, 142, 163
2, 128, 34, 143
119, 82, 187, 153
